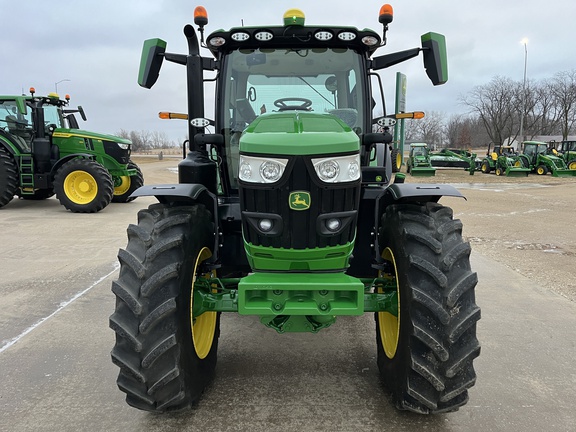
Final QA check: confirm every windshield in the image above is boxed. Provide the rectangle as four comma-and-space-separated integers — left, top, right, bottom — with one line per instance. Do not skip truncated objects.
42, 105, 65, 128
220, 47, 366, 189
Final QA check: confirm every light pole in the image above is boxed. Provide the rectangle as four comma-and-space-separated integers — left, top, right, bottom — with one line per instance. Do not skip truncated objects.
518, 38, 528, 147
55, 79, 71, 93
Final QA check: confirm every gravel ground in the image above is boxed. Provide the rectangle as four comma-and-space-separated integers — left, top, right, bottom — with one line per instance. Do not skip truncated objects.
133, 156, 576, 302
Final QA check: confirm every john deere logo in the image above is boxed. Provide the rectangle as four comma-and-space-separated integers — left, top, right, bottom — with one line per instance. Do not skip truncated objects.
289, 191, 311, 211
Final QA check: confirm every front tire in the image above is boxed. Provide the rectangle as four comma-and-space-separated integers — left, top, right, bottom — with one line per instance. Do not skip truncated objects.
391, 148, 402, 173
110, 203, 220, 412
536, 164, 548, 175
480, 160, 491, 174
112, 161, 144, 203
376, 202, 480, 413
54, 158, 113, 213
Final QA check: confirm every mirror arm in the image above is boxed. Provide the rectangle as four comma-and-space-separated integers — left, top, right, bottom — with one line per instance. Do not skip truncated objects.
371, 48, 421, 70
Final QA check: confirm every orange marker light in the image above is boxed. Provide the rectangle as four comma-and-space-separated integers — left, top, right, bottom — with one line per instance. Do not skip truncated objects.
194, 6, 208, 27
379, 4, 393, 24
159, 112, 189, 120
394, 111, 425, 120
65, 94, 71, 101
29, 87, 36, 95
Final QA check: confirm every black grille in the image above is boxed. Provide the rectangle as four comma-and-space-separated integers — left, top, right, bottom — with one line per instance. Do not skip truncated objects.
240, 156, 360, 249
103, 141, 130, 164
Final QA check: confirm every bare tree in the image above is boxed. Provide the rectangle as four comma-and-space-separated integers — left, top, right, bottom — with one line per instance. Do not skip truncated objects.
460, 76, 518, 146
529, 79, 561, 136
551, 70, 576, 140
411, 111, 445, 148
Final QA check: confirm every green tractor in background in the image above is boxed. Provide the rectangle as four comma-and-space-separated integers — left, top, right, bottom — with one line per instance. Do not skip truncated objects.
0, 90, 143, 212
110, 5, 480, 415
406, 142, 436, 176
480, 144, 529, 177
517, 141, 576, 177
548, 140, 576, 170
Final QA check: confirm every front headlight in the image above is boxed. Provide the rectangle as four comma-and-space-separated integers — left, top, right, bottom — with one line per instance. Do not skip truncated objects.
239, 155, 289, 184
312, 154, 360, 183
118, 143, 130, 150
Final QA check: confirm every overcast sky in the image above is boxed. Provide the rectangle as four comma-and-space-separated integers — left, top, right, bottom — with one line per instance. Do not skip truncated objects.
2, 0, 575, 143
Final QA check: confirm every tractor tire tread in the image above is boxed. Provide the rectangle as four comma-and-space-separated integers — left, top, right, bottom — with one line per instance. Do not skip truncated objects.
110, 204, 218, 413
0, 146, 18, 208
377, 202, 480, 414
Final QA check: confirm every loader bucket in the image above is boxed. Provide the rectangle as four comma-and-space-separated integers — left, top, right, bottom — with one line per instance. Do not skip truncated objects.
410, 167, 436, 176
505, 167, 530, 177
551, 169, 576, 177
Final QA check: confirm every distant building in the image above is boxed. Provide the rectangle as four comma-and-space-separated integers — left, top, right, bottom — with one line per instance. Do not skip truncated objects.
506, 135, 576, 150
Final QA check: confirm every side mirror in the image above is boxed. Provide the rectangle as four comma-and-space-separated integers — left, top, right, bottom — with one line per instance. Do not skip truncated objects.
138, 38, 167, 89
77, 106, 87, 121
421, 32, 448, 86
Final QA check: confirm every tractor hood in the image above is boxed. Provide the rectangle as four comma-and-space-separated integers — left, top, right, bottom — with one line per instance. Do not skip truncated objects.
51, 128, 132, 145
239, 112, 359, 156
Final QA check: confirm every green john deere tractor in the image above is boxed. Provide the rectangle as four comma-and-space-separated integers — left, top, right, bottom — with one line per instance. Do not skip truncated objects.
480, 144, 529, 177
518, 141, 576, 177
406, 142, 436, 176
549, 140, 576, 170
110, 5, 480, 414
0, 90, 143, 212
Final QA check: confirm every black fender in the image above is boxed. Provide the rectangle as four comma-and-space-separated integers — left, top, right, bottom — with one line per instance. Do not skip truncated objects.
130, 183, 220, 263
372, 182, 466, 267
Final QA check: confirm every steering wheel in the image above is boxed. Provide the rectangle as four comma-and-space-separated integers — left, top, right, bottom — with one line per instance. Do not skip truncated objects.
274, 97, 312, 111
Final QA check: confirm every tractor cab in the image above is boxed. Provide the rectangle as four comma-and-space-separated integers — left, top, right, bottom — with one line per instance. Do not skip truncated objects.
522, 141, 547, 164
0, 91, 80, 152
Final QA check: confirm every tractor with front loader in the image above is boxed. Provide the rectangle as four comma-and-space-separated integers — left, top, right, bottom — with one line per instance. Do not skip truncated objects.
480, 144, 529, 177
518, 141, 576, 177
548, 140, 576, 170
0, 90, 143, 212
406, 142, 436, 176
110, 5, 480, 415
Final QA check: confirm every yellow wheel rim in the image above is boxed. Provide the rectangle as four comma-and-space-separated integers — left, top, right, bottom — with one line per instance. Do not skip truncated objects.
378, 247, 400, 359
114, 176, 131, 196
537, 167, 545, 175
63, 170, 98, 204
514, 160, 522, 167
190, 247, 217, 359
569, 161, 576, 170
396, 153, 402, 170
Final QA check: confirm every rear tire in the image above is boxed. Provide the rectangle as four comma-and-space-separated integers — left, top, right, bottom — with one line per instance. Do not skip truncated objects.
110, 203, 220, 412
112, 161, 144, 203
0, 146, 18, 208
376, 202, 480, 413
54, 158, 113, 213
